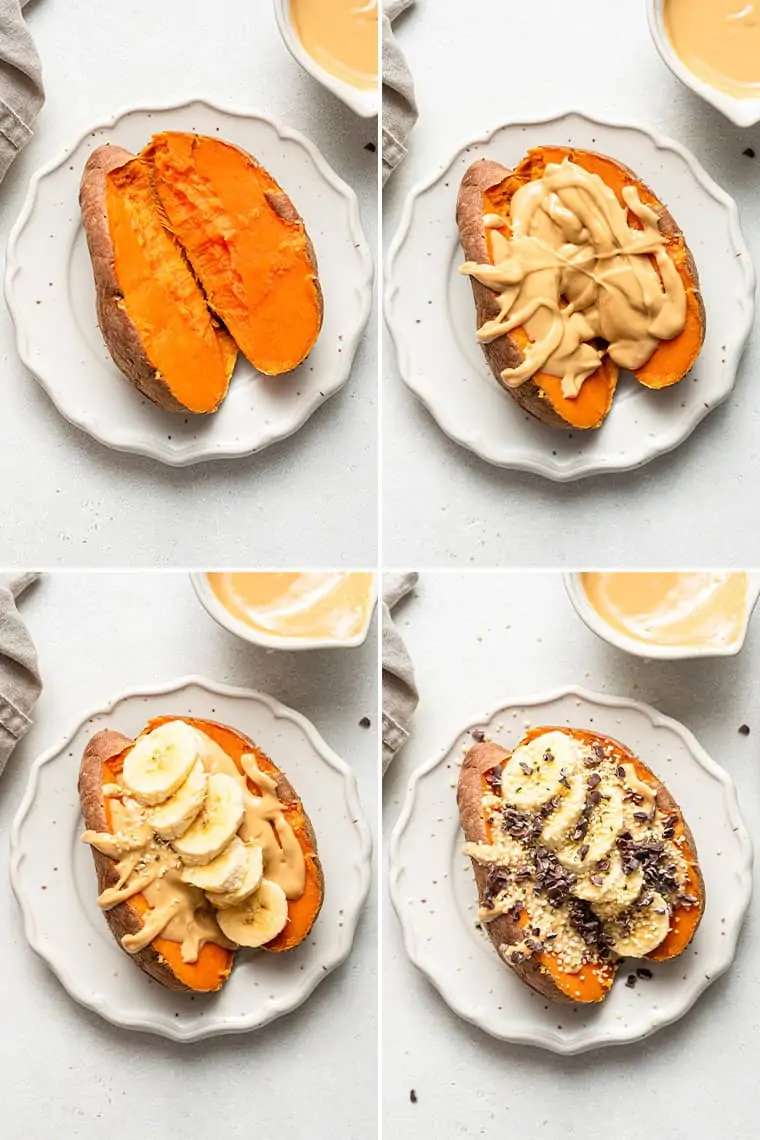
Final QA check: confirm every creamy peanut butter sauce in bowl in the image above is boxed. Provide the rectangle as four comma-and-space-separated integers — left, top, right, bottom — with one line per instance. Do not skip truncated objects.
273, 0, 379, 119
191, 571, 377, 650
648, 0, 760, 126
566, 571, 760, 659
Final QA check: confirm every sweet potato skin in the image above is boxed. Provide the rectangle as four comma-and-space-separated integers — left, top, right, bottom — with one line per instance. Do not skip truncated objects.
457, 732, 705, 1004
79, 146, 190, 414
456, 150, 706, 426
78, 728, 207, 992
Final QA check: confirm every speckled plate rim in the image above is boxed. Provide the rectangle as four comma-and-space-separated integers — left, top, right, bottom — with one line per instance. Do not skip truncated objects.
5, 97, 374, 466
9, 675, 373, 1041
384, 110, 756, 481
389, 685, 753, 1053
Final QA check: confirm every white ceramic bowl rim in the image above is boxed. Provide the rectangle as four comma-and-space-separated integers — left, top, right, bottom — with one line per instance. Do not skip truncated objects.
190, 572, 378, 650
272, 0, 379, 119
564, 572, 760, 660
647, 0, 760, 128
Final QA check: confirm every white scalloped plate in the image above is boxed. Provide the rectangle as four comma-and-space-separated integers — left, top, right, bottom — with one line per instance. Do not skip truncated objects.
384, 112, 755, 480
389, 686, 752, 1052
10, 676, 372, 1041
5, 99, 374, 466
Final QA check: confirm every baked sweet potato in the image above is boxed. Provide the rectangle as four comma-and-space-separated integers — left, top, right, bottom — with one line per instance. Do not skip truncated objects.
79, 145, 237, 414
456, 147, 706, 430
79, 716, 324, 993
457, 728, 704, 1004
147, 132, 324, 376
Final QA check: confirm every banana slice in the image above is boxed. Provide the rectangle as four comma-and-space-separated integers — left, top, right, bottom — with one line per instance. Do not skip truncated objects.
556, 782, 624, 869
216, 878, 289, 947
149, 761, 208, 840
181, 835, 248, 892
122, 720, 201, 806
501, 731, 585, 810
572, 851, 645, 914
206, 844, 264, 909
172, 772, 244, 865
608, 891, 671, 958
540, 768, 586, 847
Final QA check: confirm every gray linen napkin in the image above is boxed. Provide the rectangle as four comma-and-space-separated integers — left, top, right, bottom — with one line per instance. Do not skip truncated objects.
0, 572, 42, 779
382, 0, 418, 184
382, 572, 419, 773
0, 0, 44, 184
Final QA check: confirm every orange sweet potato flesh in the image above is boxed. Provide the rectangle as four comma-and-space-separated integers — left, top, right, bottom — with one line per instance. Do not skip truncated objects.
105, 157, 237, 413
148, 715, 324, 953
146, 132, 323, 376
510, 149, 705, 391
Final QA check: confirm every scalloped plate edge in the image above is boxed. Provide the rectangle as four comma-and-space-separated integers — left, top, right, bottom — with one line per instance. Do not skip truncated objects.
10, 674, 373, 1041
384, 109, 756, 482
389, 684, 753, 1053
5, 97, 374, 467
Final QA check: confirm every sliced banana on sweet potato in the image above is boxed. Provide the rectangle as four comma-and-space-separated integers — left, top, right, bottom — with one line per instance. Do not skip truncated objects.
457, 728, 705, 1005
79, 716, 324, 993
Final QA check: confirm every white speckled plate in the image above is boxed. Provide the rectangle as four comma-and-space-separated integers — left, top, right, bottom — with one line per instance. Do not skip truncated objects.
384, 112, 755, 480
10, 676, 372, 1041
5, 99, 373, 466
389, 686, 752, 1053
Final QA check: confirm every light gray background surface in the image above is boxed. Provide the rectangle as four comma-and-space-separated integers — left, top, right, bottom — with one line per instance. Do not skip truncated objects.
383, 571, 759, 1139
383, 0, 760, 566
0, 0, 378, 567
0, 573, 378, 1139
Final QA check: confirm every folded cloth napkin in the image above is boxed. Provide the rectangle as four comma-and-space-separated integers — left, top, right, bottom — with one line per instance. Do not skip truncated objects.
0, 0, 44, 184
382, 571, 419, 773
382, 0, 418, 184
0, 572, 42, 779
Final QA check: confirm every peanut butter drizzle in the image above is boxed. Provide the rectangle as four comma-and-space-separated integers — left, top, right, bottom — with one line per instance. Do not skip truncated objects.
665, 0, 760, 100
239, 752, 306, 899
84, 798, 231, 961
460, 159, 687, 398
196, 732, 306, 899
81, 728, 306, 958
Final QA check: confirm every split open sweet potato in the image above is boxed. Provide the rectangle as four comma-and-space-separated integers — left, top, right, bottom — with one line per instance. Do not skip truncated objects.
80, 146, 237, 414
147, 132, 323, 377
457, 728, 704, 1005
78, 716, 323, 994
79, 132, 323, 414
456, 147, 706, 430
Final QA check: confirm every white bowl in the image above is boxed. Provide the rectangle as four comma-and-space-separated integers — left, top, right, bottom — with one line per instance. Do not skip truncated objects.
647, 0, 760, 127
565, 572, 760, 660
273, 0, 378, 119
190, 572, 377, 651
